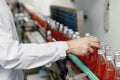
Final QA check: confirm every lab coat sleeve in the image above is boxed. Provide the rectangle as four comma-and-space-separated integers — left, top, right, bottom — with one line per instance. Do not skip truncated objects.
0, 22, 68, 69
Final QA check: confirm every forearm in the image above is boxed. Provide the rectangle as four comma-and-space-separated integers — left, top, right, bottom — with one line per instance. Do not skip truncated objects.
0, 41, 68, 69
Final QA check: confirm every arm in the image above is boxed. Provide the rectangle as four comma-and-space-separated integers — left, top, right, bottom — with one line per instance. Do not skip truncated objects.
0, 20, 100, 70
0, 37, 68, 70
0, 22, 68, 69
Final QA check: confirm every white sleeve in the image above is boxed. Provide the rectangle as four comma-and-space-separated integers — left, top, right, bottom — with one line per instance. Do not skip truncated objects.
0, 22, 68, 69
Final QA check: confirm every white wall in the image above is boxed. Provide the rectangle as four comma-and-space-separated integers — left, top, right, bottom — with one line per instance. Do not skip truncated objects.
19, 0, 75, 16
74, 0, 120, 51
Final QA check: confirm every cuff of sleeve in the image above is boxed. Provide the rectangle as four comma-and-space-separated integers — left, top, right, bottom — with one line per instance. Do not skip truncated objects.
56, 41, 68, 59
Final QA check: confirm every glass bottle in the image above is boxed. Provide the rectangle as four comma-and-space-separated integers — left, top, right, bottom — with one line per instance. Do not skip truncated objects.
105, 45, 111, 57
47, 30, 54, 42
89, 36, 98, 72
68, 29, 74, 40
63, 27, 69, 41
58, 24, 64, 41
101, 42, 106, 51
95, 50, 106, 80
51, 20, 56, 38
114, 51, 120, 80
53, 22, 59, 40
103, 54, 115, 80
80, 33, 91, 65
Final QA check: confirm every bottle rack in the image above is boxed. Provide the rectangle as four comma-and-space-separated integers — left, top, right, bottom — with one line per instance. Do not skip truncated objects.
50, 6, 85, 37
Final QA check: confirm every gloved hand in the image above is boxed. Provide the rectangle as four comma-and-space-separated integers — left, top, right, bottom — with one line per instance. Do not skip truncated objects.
66, 37, 101, 56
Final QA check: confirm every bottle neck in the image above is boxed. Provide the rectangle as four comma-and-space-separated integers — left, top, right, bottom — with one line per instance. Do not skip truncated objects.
106, 49, 112, 57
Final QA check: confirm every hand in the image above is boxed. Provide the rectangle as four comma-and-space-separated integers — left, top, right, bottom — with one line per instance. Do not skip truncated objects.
66, 37, 101, 56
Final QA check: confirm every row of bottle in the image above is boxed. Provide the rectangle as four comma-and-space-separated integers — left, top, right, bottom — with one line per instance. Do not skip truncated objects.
78, 33, 120, 80
46, 18, 80, 42
45, 18, 120, 80
28, 9, 89, 80
45, 18, 89, 80
94, 46, 120, 80
46, 18, 83, 80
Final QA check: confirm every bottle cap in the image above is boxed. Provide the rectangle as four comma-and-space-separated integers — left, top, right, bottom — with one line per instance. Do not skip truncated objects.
68, 29, 73, 32
47, 31, 52, 38
56, 22, 60, 25
56, 22, 60, 28
60, 24, 64, 27
72, 34, 77, 39
59, 24, 63, 31
85, 33, 90, 37
47, 30, 51, 35
68, 31, 74, 38
75, 31, 80, 36
64, 26, 68, 29
64, 28, 68, 34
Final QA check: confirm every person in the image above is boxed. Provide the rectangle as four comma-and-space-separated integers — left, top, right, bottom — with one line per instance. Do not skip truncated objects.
0, 0, 100, 80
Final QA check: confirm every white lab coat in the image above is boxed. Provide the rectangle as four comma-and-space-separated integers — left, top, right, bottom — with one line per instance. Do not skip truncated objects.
0, 0, 68, 80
